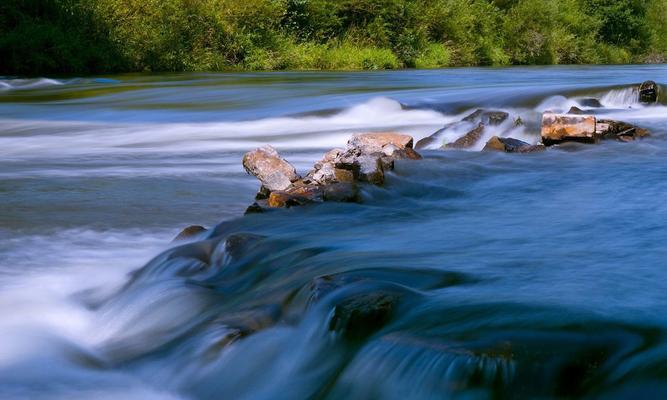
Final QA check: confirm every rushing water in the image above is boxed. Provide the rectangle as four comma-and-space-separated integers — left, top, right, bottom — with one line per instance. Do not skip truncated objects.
1, 65, 667, 399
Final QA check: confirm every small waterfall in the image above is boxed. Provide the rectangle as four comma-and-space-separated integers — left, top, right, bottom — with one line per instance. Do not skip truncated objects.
600, 87, 640, 108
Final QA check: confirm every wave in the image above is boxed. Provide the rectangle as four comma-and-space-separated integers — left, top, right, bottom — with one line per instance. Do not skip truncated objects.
0, 78, 67, 91
0, 97, 452, 158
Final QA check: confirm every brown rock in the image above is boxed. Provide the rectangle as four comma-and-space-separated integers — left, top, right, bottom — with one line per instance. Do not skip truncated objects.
172, 225, 207, 242
445, 123, 485, 149
348, 132, 414, 154
541, 113, 597, 145
462, 109, 509, 125
242, 145, 300, 192
356, 155, 384, 185
483, 136, 546, 153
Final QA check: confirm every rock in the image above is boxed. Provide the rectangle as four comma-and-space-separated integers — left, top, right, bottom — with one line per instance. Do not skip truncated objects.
541, 113, 597, 145
483, 136, 546, 153
567, 106, 585, 115
267, 184, 323, 208
462, 109, 484, 122
462, 109, 509, 125
245, 201, 267, 214
348, 132, 414, 154
445, 122, 485, 149
255, 185, 271, 200
242, 145, 300, 192
355, 155, 384, 185
578, 98, 603, 108
322, 182, 359, 203
484, 111, 510, 126
172, 225, 207, 242
514, 116, 524, 126
328, 292, 400, 340
639, 80, 658, 104
383, 144, 422, 160
596, 119, 651, 141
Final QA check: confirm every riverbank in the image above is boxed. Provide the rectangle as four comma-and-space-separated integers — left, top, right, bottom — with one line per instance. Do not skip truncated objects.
2, 0, 666, 75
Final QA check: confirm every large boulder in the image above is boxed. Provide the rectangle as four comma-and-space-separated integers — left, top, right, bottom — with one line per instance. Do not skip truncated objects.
242, 145, 300, 192
445, 122, 485, 149
483, 136, 545, 153
541, 113, 597, 145
639, 80, 658, 104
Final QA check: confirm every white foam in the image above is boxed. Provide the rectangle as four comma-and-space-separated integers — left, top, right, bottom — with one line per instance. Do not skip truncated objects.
0, 78, 66, 91
0, 97, 452, 159
600, 87, 641, 109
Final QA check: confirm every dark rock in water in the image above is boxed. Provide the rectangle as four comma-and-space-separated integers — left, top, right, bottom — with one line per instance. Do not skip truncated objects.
596, 119, 651, 141
173, 225, 207, 242
639, 80, 658, 104
245, 201, 267, 214
541, 113, 597, 145
462, 109, 484, 122
210, 233, 266, 267
445, 122, 485, 149
514, 116, 524, 126
484, 111, 510, 126
254, 185, 271, 200
242, 145, 300, 192
578, 98, 603, 108
568, 106, 586, 115
483, 136, 545, 153
463, 109, 509, 126
322, 182, 359, 203
328, 291, 400, 340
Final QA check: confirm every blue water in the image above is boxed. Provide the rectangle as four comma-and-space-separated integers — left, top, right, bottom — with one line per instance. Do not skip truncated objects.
1, 65, 667, 399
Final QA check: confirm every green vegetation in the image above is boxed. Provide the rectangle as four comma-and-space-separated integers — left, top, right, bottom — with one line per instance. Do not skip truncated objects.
1, 0, 665, 74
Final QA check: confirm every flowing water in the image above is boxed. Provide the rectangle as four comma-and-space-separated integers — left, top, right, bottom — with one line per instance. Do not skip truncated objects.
1, 65, 667, 399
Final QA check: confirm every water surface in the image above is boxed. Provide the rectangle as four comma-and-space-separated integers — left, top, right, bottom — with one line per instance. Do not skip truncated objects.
1, 65, 667, 399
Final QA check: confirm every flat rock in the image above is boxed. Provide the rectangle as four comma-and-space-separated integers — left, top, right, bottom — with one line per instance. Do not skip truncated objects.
541, 113, 597, 145
242, 145, 300, 192
348, 132, 414, 154
483, 136, 545, 153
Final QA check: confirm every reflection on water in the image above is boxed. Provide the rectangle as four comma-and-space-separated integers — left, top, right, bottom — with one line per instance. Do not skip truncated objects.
1, 65, 667, 399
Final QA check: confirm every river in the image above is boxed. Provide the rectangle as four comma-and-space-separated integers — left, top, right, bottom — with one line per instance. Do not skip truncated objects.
1, 65, 667, 399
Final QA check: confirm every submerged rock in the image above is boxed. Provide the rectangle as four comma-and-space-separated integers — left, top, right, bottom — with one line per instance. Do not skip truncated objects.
541, 113, 597, 145
483, 136, 545, 153
578, 98, 603, 108
329, 291, 400, 340
173, 225, 207, 242
242, 145, 300, 192
639, 80, 658, 104
445, 122, 485, 149
463, 109, 509, 126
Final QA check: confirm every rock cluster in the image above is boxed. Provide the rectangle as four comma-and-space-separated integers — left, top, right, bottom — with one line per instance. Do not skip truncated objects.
242, 133, 422, 212
540, 113, 650, 145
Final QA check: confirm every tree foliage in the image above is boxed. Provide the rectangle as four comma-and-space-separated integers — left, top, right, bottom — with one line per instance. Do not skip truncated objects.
1, 0, 665, 74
